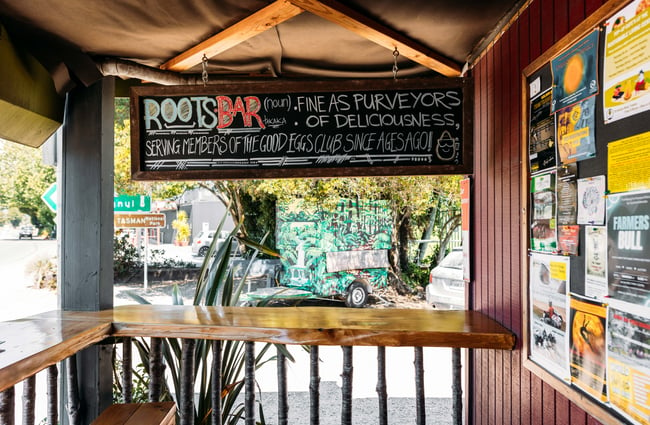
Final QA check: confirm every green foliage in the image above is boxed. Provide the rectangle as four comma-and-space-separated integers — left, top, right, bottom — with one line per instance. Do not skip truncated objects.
401, 262, 430, 289
113, 232, 141, 278
0, 140, 56, 233
172, 210, 191, 244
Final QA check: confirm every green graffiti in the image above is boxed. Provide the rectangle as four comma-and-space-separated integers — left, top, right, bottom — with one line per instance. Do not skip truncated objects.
276, 199, 392, 296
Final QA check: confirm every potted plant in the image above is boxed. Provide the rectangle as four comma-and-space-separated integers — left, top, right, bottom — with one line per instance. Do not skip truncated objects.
172, 210, 191, 246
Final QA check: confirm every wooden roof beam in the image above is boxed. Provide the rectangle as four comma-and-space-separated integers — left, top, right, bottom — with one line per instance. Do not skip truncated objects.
289, 0, 462, 77
160, 0, 304, 72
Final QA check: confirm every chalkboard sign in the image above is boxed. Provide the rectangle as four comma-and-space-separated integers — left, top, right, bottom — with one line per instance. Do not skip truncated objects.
130, 78, 472, 180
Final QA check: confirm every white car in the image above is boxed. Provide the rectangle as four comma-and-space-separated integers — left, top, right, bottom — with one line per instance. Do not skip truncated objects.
191, 230, 235, 257
426, 248, 465, 309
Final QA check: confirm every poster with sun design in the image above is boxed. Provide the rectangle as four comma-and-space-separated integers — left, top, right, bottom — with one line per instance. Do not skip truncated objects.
551, 29, 600, 113
569, 296, 607, 402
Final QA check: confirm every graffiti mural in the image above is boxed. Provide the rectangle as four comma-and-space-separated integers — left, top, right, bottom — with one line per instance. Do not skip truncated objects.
276, 199, 393, 296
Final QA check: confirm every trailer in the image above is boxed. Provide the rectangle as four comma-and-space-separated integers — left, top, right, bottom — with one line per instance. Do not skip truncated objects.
276, 198, 392, 307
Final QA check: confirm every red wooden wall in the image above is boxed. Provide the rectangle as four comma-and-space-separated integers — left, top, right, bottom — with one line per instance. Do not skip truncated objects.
470, 0, 606, 424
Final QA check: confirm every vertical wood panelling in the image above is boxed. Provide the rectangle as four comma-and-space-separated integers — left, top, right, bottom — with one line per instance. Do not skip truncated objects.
470, 1, 612, 424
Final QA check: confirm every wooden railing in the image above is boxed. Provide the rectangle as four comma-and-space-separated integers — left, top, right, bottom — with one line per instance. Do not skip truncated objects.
0, 306, 515, 425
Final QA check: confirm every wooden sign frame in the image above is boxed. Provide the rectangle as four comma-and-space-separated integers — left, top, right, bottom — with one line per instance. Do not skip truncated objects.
130, 78, 472, 181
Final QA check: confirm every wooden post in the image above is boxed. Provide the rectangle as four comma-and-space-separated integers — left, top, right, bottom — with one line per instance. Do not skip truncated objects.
341, 346, 353, 425
22, 375, 35, 425
59, 77, 115, 424
376, 347, 388, 425
309, 346, 319, 425
414, 347, 425, 425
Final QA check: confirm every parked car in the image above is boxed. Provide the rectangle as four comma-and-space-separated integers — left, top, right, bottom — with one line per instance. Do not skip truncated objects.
426, 247, 465, 309
191, 230, 234, 257
18, 226, 34, 239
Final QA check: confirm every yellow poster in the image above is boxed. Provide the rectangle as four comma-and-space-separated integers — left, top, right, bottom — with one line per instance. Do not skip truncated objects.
608, 131, 650, 193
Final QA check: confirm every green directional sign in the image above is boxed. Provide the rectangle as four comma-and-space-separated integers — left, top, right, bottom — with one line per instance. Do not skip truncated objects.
41, 183, 57, 213
114, 195, 151, 212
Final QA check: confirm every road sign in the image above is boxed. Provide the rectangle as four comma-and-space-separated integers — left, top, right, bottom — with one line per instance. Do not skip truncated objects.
114, 213, 165, 228
114, 195, 151, 212
41, 183, 57, 213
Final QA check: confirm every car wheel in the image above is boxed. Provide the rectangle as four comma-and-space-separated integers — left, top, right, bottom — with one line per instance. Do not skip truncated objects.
198, 246, 209, 257
345, 281, 368, 308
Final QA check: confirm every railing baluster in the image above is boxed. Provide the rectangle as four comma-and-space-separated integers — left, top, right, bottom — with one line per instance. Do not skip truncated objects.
376, 347, 388, 425
309, 345, 320, 425
47, 365, 58, 425
244, 341, 255, 425
414, 347, 425, 425
122, 337, 133, 403
180, 339, 196, 425
452, 347, 462, 425
149, 337, 163, 402
22, 375, 35, 425
277, 347, 288, 425
66, 355, 80, 425
0, 386, 15, 425
341, 346, 353, 425
211, 341, 222, 425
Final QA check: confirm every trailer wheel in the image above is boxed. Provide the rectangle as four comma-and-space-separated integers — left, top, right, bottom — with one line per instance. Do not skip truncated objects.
346, 281, 369, 308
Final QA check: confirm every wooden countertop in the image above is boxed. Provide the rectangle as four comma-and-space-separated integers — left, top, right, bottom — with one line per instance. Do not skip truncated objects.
0, 305, 516, 392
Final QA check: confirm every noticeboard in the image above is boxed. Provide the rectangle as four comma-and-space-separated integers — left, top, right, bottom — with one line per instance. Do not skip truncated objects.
130, 78, 472, 180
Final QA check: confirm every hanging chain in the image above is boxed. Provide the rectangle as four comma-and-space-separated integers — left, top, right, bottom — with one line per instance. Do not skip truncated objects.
202, 54, 209, 87
392, 47, 400, 80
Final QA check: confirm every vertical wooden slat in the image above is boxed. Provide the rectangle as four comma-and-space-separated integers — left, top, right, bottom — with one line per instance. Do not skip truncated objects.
244, 341, 255, 425
341, 346, 353, 425
211, 340, 223, 425
555, 392, 570, 425
376, 347, 388, 425
309, 345, 320, 425
452, 348, 462, 425
180, 339, 196, 425
414, 346, 425, 425
0, 386, 15, 425
570, 401, 588, 425
122, 337, 133, 403
22, 375, 35, 425
277, 347, 288, 425
543, 382, 556, 423
149, 337, 164, 402
47, 365, 58, 425
66, 355, 80, 425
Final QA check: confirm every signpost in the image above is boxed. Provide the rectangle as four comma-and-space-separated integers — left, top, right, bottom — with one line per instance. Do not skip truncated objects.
114, 195, 151, 212
114, 213, 165, 289
41, 183, 57, 213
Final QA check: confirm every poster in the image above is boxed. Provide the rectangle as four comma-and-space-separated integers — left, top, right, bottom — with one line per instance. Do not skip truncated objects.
607, 304, 650, 424
585, 226, 608, 300
556, 97, 596, 164
569, 297, 607, 401
603, 0, 650, 124
529, 88, 557, 173
551, 29, 599, 112
608, 131, 650, 194
530, 253, 570, 379
577, 175, 606, 225
607, 190, 650, 306
557, 163, 578, 225
558, 225, 579, 256
460, 178, 471, 282
531, 172, 557, 252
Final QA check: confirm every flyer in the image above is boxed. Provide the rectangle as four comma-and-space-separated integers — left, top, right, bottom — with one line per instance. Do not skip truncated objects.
607, 190, 650, 306
556, 97, 596, 164
577, 175, 606, 225
529, 88, 557, 173
608, 131, 650, 194
530, 253, 570, 380
551, 29, 599, 112
558, 225, 579, 256
557, 163, 578, 225
569, 297, 607, 402
607, 305, 650, 424
603, 0, 650, 124
585, 226, 608, 300
531, 172, 557, 252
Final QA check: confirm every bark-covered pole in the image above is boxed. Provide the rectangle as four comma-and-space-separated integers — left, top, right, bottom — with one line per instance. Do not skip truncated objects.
452, 347, 463, 425
277, 347, 288, 425
180, 339, 196, 425
341, 346, 353, 425
414, 347, 425, 425
376, 347, 388, 425
244, 341, 255, 425
47, 365, 58, 425
309, 346, 320, 425
149, 338, 164, 402
66, 355, 80, 425
22, 375, 35, 425
0, 385, 15, 425
122, 338, 133, 403
211, 340, 222, 425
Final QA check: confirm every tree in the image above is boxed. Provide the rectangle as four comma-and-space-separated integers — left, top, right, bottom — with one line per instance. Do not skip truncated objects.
0, 140, 56, 233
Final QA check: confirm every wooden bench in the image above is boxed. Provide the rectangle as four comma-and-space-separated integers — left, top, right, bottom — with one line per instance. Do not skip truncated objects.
91, 402, 176, 425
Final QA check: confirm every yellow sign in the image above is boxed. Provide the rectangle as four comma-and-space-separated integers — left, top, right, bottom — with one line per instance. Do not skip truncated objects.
549, 260, 567, 281
608, 131, 650, 193
114, 213, 166, 228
